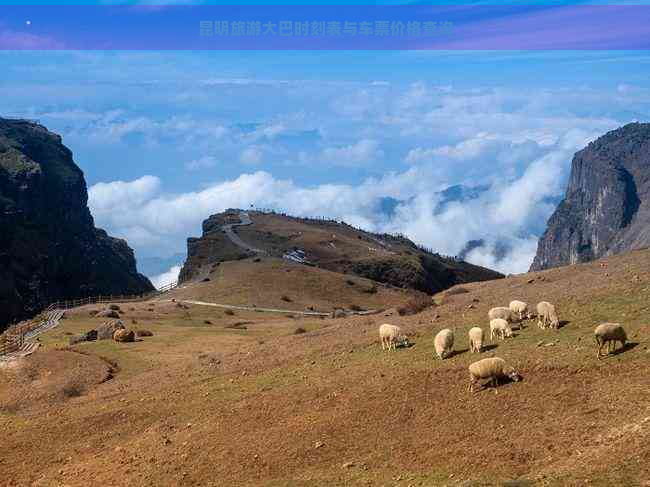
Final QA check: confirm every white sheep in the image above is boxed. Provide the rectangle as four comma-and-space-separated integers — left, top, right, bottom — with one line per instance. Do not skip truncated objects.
594, 323, 627, 358
434, 328, 454, 359
379, 323, 409, 351
490, 318, 512, 341
509, 300, 531, 323
468, 357, 521, 392
536, 301, 559, 329
488, 306, 516, 323
468, 327, 484, 353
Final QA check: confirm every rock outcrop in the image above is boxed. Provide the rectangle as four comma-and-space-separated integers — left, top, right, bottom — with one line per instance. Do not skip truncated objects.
531, 123, 650, 271
0, 117, 153, 330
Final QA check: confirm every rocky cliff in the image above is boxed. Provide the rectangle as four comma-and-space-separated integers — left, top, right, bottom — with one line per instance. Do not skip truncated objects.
531, 122, 650, 271
0, 117, 154, 330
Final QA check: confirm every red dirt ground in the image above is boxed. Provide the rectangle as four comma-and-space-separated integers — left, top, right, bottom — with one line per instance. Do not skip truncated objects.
1, 250, 650, 486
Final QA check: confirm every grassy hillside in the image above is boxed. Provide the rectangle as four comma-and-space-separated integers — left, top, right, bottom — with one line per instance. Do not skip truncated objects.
182, 210, 503, 294
1, 249, 649, 486
170, 257, 412, 313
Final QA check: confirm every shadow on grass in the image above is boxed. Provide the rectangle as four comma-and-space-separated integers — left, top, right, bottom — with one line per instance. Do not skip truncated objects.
481, 344, 498, 352
448, 348, 468, 358
609, 341, 639, 357
558, 320, 571, 329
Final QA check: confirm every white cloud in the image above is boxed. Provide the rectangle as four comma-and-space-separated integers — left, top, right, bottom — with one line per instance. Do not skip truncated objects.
89, 175, 161, 212
185, 156, 217, 171
150, 265, 182, 290
240, 146, 263, 165
321, 139, 383, 167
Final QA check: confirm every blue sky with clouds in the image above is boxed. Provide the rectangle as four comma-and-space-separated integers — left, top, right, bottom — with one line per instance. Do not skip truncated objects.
2, 3, 650, 282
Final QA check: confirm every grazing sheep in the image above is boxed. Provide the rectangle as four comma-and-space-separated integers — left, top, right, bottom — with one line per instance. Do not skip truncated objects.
509, 300, 531, 323
488, 306, 516, 323
434, 328, 454, 359
537, 301, 559, 329
379, 324, 409, 351
490, 318, 512, 341
594, 323, 627, 358
468, 357, 521, 392
468, 327, 484, 353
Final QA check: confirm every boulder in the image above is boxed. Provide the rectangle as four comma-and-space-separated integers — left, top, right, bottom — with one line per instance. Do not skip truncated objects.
97, 320, 125, 340
97, 309, 120, 319
113, 329, 135, 343
68, 329, 98, 345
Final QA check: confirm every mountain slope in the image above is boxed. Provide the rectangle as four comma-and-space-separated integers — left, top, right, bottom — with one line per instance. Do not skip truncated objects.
179, 209, 503, 293
0, 117, 153, 330
531, 122, 650, 271
4, 245, 650, 486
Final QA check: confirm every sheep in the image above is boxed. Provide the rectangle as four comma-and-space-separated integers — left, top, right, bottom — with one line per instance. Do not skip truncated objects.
536, 301, 559, 329
468, 327, 484, 353
488, 306, 516, 324
379, 323, 409, 351
594, 323, 627, 358
509, 300, 531, 323
490, 318, 512, 341
434, 328, 454, 359
468, 357, 521, 392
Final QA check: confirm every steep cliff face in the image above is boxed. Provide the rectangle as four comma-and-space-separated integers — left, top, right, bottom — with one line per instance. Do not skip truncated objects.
531, 122, 650, 271
0, 118, 154, 329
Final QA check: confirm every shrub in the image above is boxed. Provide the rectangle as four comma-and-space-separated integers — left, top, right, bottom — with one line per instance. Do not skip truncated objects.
281, 295, 292, 302
204, 319, 212, 325
224, 309, 235, 316
398, 295, 433, 316
294, 327, 307, 334
202, 277, 211, 282
349, 304, 364, 312
346, 279, 356, 286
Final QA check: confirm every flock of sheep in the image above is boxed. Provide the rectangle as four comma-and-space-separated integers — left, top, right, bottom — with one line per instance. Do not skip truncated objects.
379, 299, 629, 392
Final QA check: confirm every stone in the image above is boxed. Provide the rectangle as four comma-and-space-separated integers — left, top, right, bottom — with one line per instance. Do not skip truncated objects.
113, 329, 135, 343
97, 320, 125, 340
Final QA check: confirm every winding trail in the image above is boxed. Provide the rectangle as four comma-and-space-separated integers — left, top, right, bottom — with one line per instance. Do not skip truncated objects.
222, 211, 265, 254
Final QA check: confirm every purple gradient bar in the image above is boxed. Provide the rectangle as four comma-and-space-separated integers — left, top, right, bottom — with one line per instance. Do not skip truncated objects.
1, 5, 649, 50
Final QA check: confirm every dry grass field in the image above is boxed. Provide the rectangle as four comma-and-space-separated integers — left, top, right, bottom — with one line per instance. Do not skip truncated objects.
1, 250, 650, 486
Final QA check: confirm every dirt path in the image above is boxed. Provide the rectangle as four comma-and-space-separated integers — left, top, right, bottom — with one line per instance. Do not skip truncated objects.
222, 211, 265, 254
179, 299, 331, 316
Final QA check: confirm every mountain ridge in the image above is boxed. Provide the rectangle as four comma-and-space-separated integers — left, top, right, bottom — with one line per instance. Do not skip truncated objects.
179, 209, 503, 294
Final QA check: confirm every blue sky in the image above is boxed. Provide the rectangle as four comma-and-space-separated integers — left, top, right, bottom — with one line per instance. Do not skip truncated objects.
2, 3, 650, 282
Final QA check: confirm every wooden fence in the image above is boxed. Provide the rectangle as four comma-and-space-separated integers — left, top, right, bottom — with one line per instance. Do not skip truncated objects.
0, 280, 178, 357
